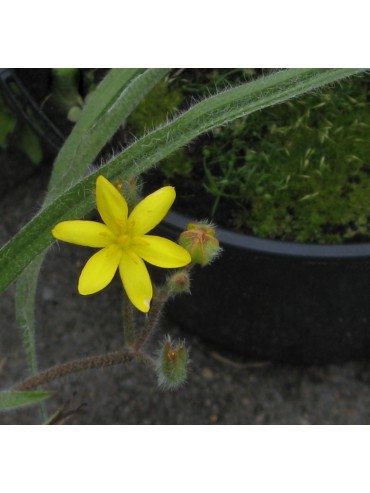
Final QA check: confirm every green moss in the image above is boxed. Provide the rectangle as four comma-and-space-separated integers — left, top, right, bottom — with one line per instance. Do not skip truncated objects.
129, 70, 370, 244
128, 79, 184, 131
194, 72, 370, 244
127, 78, 193, 178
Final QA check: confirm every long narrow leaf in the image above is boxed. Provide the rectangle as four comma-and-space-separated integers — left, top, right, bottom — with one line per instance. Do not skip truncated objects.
14, 68, 170, 379
45, 68, 170, 204
0, 391, 54, 411
0, 68, 366, 294
15, 254, 43, 376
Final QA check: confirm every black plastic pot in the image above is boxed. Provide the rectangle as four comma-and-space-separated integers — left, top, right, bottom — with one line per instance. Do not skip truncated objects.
159, 211, 370, 364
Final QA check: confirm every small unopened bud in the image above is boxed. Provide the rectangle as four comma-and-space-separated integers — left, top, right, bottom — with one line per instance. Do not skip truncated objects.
167, 270, 191, 295
179, 222, 222, 266
156, 336, 189, 390
114, 176, 142, 209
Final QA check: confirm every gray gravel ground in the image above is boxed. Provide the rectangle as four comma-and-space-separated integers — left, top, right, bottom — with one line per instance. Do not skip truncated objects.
2, 161, 370, 425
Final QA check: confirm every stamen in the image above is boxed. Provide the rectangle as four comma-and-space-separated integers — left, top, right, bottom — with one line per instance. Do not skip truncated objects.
117, 234, 129, 246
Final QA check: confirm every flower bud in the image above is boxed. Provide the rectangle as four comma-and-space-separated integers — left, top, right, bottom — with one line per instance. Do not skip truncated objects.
166, 270, 191, 295
179, 222, 221, 266
156, 336, 189, 390
114, 176, 142, 210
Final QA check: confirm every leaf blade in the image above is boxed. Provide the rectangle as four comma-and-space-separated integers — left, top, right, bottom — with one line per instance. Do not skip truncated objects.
14, 68, 170, 381
0, 68, 366, 294
0, 391, 54, 411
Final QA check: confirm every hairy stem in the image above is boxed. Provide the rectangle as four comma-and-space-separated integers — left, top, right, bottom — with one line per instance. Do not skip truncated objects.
122, 293, 135, 346
14, 348, 135, 391
133, 287, 170, 351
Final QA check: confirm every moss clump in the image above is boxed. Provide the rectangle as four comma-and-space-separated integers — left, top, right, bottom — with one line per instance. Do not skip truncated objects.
128, 78, 183, 131
176, 72, 370, 244
127, 78, 193, 178
129, 70, 370, 244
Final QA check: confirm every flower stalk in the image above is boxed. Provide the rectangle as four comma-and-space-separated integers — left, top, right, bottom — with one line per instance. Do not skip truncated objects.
133, 286, 170, 352
14, 348, 135, 391
122, 292, 135, 345
12, 306, 167, 391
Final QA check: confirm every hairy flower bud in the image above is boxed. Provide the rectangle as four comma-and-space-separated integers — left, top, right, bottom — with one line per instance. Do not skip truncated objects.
167, 270, 191, 295
156, 336, 189, 390
114, 176, 142, 210
179, 222, 221, 266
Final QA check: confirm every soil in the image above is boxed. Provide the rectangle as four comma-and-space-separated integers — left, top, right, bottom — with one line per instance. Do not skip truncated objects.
2, 153, 370, 424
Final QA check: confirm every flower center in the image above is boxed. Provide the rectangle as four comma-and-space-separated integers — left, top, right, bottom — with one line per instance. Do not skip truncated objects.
116, 234, 131, 249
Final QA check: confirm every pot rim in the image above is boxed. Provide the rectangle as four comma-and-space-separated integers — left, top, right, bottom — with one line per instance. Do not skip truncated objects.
164, 211, 370, 259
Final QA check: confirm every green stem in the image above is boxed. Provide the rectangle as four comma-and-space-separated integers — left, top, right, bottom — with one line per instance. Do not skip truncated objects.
122, 293, 135, 346
133, 287, 170, 351
15, 254, 42, 377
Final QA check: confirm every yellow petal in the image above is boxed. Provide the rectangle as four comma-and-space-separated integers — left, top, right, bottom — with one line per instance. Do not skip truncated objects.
119, 251, 153, 312
52, 220, 115, 247
129, 186, 176, 236
96, 175, 128, 235
132, 235, 191, 268
78, 244, 122, 295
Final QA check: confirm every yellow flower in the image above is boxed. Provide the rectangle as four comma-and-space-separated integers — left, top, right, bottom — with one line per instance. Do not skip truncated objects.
52, 175, 191, 312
